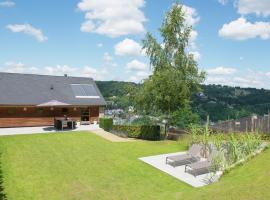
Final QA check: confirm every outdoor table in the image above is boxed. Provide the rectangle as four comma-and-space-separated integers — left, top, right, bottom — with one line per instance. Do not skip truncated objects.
54, 118, 76, 130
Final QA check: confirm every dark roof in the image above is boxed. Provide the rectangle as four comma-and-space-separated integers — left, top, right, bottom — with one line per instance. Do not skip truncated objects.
0, 72, 106, 106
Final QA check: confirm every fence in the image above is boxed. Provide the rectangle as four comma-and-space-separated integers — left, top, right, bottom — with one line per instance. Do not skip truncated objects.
212, 114, 270, 134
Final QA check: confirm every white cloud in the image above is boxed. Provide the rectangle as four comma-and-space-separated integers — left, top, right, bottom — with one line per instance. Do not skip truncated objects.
182, 5, 200, 26
114, 38, 143, 57
3, 61, 38, 74
182, 5, 200, 51
111, 63, 118, 67
0, 1, 15, 7
44, 65, 108, 80
125, 59, 150, 82
103, 52, 113, 62
127, 70, 150, 83
236, 0, 270, 17
6, 24, 47, 42
45, 65, 77, 75
77, 0, 146, 37
189, 30, 198, 42
218, 0, 228, 5
80, 20, 95, 32
205, 68, 270, 88
1, 61, 110, 81
136, 71, 149, 77
219, 17, 270, 40
189, 51, 201, 61
126, 59, 147, 71
207, 67, 237, 75
97, 43, 103, 48
127, 76, 140, 83
82, 66, 108, 80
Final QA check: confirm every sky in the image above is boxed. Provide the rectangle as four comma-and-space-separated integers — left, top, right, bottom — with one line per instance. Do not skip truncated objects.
0, 0, 270, 88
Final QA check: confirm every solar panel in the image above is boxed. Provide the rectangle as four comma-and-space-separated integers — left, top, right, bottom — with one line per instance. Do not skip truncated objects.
71, 84, 100, 98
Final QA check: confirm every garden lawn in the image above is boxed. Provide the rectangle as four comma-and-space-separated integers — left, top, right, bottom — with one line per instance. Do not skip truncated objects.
0, 132, 269, 200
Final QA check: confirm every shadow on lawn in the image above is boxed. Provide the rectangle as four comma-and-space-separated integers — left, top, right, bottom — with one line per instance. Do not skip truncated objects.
0, 155, 7, 200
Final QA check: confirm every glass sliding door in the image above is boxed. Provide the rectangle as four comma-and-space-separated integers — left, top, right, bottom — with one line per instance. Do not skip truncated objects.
80, 107, 90, 125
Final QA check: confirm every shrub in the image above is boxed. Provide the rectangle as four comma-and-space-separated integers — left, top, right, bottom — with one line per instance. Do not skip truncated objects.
99, 118, 113, 131
131, 116, 156, 126
112, 125, 141, 138
140, 125, 161, 140
171, 105, 200, 129
112, 125, 161, 140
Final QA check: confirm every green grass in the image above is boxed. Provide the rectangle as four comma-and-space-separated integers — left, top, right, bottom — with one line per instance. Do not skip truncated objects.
0, 132, 269, 200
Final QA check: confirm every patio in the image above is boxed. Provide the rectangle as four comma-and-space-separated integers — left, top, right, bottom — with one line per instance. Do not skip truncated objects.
0, 124, 100, 136
139, 152, 222, 187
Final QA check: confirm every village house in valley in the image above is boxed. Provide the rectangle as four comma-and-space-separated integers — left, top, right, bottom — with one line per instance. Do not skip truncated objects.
0, 72, 106, 128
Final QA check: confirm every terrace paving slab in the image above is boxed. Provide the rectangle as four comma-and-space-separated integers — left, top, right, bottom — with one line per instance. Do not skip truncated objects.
91, 129, 136, 142
0, 124, 101, 136
140, 152, 222, 187
0, 125, 136, 142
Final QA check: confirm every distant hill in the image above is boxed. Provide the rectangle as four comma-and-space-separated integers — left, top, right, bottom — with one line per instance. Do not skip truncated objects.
96, 81, 136, 98
96, 81, 270, 122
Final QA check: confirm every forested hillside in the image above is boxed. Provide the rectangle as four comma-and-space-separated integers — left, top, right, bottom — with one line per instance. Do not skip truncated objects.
96, 81, 270, 122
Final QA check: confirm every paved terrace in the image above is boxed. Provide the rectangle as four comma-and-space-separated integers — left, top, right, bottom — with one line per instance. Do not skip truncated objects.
140, 152, 222, 187
0, 125, 134, 142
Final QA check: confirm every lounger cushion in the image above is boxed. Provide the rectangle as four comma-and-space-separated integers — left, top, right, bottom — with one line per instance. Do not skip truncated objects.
166, 154, 191, 162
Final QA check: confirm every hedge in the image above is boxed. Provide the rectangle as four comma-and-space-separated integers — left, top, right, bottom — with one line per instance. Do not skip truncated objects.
112, 125, 161, 140
140, 125, 161, 140
99, 118, 113, 131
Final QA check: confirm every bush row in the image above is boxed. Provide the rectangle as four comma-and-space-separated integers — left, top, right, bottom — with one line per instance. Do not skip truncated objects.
112, 125, 161, 140
99, 118, 113, 131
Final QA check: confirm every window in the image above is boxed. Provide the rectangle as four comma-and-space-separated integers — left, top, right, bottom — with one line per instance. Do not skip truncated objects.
70, 84, 100, 98
8, 108, 16, 115
62, 108, 68, 114
37, 108, 44, 114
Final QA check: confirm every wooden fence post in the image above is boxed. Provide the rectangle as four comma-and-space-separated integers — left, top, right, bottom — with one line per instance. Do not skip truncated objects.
267, 110, 270, 133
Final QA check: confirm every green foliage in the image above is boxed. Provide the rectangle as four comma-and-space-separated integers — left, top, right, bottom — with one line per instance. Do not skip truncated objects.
227, 133, 242, 164
200, 118, 211, 158
1, 132, 270, 199
99, 118, 113, 131
140, 125, 161, 141
212, 134, 225, 152
97, 80, 270, 122
131, 115, 156, 126
210, 154, 224, 173
96, 81, 137, 110
171, 105, 200, 129
192, 85, 270, 121
189, 118, 211, 158
188, 126, 264, 169
240, 133, 262, 156
189, 124, 204, 144
113, 125, 141, 138
112, 125, 161, 140
134, 3, 205, 116
96, 81, 136, 98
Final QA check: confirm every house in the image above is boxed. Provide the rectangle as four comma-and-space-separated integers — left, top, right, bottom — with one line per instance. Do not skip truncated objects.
0, 72, 106, 128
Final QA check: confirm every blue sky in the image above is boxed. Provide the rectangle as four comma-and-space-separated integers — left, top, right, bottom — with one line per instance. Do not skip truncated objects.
0, 0, 270, 88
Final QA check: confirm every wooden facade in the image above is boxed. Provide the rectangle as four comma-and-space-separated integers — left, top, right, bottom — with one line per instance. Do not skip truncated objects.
0, 106, 101, 128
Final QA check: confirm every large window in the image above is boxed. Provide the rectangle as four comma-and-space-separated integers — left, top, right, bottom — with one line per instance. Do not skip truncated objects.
62, 108, 68, 114
37, 108, 44, 114
8, 108, 16, 115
